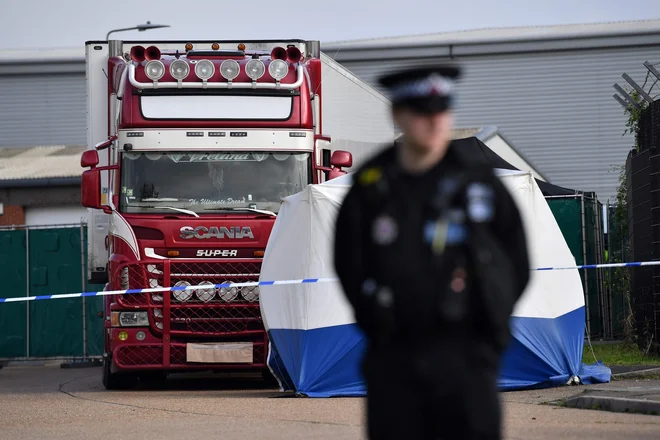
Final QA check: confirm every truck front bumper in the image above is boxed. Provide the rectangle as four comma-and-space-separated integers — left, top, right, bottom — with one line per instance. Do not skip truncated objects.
108, 328, 267, 371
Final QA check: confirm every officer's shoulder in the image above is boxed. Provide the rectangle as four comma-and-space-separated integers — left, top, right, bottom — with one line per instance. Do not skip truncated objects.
352, 144, 396, 189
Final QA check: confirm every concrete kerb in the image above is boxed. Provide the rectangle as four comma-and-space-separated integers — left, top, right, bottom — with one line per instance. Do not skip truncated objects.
557, 368, 660, 415
612, 366, 660, 378
564, 392, 660, 415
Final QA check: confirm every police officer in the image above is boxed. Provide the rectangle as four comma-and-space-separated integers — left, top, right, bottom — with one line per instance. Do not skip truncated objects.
332, 65, 531, 439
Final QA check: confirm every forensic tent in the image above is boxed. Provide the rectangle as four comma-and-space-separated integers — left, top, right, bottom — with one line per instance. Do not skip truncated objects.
259, 165, 611, 397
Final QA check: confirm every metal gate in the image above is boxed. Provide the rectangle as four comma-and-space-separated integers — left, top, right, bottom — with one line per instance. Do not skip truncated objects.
0, 222, 105, 361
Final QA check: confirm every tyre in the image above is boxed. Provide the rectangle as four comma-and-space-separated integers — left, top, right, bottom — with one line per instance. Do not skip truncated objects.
102, 358, 139, 390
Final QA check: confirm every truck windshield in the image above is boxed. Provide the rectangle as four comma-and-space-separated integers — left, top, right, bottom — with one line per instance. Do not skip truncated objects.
119, 151, 312, 214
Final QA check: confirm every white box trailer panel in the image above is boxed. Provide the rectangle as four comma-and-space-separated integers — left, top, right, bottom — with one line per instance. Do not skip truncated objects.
319, 52, 394, 169
85, 43, 111, 283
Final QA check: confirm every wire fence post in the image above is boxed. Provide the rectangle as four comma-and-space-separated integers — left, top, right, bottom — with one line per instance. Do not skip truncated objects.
581, 194, 591, 337
25, 227, 30, 359
80, 221, 88, 360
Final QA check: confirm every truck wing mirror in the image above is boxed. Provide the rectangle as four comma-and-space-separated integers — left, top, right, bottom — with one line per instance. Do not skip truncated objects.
81, 150, 100, 168
322, 150, 352, 181
330, 150, 352, 168
81, 169, 111, 213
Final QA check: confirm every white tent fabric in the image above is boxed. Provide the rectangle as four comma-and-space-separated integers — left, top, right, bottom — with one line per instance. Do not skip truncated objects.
259, 170, 611, 397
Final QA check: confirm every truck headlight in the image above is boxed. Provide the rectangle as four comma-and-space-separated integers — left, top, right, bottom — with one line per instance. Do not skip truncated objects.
145, 60, 165, 81
170, 59, 190, 80
195, 59, 215, 80
112, 311, 149, 327
268, 60, 288, 81
246, 59, 265, 80
220, 59, 240, 80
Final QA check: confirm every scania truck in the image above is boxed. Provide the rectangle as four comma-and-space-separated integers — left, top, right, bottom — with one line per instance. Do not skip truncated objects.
80, 39, 394, 389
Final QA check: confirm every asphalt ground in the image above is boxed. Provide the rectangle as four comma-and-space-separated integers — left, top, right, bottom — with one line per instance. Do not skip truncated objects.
1, 365, 659, 440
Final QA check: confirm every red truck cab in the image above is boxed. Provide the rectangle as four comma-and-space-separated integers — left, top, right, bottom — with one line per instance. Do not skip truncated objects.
81, 39, 352, 389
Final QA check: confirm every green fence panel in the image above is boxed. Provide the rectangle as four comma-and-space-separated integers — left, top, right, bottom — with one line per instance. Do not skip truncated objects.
83, 224, 105, 357
546, 197, 603, 336
84, 289, 105, 356
607, 206, 628, 337
27, 227, 86, 357
1, 225, 107, 359
0, 230, 28, 358
547, 199, 583, 262
583, 198, 603, 336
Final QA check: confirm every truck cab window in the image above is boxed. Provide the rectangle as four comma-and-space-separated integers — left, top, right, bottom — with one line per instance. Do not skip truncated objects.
119, 151, 312, 215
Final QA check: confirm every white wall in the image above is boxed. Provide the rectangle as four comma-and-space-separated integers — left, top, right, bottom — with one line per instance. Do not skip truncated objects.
25, 205, 88, 227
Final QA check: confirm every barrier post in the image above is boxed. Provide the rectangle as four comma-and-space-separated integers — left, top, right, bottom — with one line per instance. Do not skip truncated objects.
80, 221, 88, 360
25, 227, 30, 359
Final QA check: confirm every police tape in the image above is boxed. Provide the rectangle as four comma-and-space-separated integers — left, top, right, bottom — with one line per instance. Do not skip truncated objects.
0, 278, 339, 304
1, 260, 659, 304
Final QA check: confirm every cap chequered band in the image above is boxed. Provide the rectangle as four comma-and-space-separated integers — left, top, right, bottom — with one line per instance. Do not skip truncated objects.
389, 73, 455, 101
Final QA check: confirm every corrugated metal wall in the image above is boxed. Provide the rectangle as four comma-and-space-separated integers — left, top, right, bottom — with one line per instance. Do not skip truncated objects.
329, 46, 660, 202
0, 73, 86, 147
1, 44, 657, 202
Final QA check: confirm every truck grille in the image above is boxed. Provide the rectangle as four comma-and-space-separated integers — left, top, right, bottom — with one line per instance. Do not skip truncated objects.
113, 260, 265, 337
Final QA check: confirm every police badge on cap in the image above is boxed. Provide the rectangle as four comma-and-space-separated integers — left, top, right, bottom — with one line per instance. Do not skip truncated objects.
378, 65, 462, 114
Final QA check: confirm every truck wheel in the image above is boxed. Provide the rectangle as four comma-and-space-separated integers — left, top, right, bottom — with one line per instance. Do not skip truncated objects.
102, 358, 138, 390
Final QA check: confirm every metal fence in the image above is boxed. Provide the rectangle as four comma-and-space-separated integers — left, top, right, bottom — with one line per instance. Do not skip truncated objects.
545, 194, 608, 338
0, 222, 105, 362
0, 210, 644, 361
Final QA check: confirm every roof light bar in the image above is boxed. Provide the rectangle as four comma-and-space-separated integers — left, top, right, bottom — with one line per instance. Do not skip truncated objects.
128, 63, 305, 90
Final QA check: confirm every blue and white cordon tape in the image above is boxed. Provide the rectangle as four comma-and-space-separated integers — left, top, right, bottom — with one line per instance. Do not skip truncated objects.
1, 260, 658, 304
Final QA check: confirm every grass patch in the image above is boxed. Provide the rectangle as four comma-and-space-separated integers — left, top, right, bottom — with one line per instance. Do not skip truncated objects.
582, 342, 660, 366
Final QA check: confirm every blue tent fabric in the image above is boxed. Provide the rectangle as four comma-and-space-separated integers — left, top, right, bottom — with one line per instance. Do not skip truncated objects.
498, 305, 611, 390
266, 338, 296, 392
267, 306, 611, 396
579, 361, 613, 385
268, 324, 367, 397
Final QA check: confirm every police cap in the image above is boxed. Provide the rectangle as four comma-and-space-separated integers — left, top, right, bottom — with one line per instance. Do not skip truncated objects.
378, 65, 461, 114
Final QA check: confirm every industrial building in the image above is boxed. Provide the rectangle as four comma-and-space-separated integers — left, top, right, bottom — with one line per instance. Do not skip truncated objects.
0, 19, 659, 227
325, 19, 660, 202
